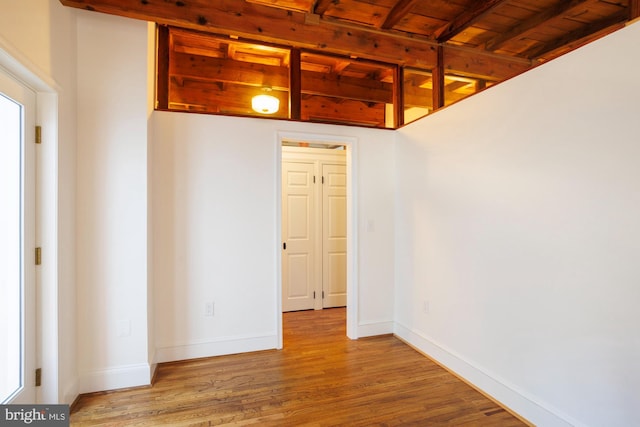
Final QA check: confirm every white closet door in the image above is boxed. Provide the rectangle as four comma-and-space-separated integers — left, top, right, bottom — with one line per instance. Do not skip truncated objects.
282, 161, 317, 312
322, 163, 347, 308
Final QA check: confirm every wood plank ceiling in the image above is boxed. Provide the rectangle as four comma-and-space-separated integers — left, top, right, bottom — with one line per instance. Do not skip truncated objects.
60, 0, 638, 127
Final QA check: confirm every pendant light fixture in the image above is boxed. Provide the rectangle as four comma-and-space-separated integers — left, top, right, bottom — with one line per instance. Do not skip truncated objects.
252, 87, 280, 115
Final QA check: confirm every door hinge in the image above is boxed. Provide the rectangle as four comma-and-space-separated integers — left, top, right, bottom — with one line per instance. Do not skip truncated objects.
313, 291, 316, 299
35, 126, 42, 144
313, 175, 316, 183
322, 176, 325, 184
35, 247, 42, 265
283, 242, 286, 250
322, 290, 325, 299
35, 368, 42, 387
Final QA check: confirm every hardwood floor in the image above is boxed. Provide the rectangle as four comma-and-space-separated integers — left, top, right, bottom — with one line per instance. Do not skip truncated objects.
71, 308, 527, 426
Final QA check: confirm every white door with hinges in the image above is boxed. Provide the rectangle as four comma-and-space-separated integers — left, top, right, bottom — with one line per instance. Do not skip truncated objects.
321, 163, 347, 308
281, 160, 317, 312
0, 69, 37, 404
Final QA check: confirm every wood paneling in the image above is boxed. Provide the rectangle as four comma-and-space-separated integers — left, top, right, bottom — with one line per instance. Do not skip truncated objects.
70, 308, 530, 426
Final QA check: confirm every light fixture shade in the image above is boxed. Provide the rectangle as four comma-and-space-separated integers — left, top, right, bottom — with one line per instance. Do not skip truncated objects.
252, 94, 280, 114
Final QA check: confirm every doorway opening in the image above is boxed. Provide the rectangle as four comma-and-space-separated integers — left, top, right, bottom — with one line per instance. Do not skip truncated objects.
277, 131, 358, 348
281, 142, 347, 312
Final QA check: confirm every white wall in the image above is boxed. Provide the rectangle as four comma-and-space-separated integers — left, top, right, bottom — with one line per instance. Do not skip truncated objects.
152, 112, 279, 360
0, 0, 78, 404
356, 129, 396, 335
75, 11, 153, 392
395, 21, 640, 427
152, 112, 396, 361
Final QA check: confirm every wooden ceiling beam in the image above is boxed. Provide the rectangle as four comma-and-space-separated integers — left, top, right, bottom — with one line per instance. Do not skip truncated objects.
170, 52, 290, 90
443, 46, 532, 81
485, 0, 594, 52
312, 0, 333, 16
302, 96, 386, 127
59, 0, 438, 68
434, 0, 509, 43
301, 71, 393, 104
381, 0, 419, 30
523, 9, 628, 60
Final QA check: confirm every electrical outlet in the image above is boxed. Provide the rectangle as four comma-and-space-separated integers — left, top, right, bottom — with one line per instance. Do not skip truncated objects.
205, 301, 215, 317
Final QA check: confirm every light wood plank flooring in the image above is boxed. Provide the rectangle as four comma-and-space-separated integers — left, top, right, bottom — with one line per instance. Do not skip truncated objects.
71, 308, 527, 426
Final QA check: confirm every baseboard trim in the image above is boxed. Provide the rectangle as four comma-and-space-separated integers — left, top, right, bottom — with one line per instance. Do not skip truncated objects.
393, 322, 581, 427
149, 362, 159, 385
358, 320, 394, 337
79, 363, 154, 394
62, 378, 79, 406
155, 333, 278, 364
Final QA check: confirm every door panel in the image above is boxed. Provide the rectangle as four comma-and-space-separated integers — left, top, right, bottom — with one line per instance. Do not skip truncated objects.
322, 163, 347, 308
287, 195, 311, 239
282, 161, 316, 312
287, 254, 312, 298
326, 252, 347, 301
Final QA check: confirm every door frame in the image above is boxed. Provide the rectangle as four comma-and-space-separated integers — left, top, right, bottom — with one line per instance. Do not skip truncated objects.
276, 131, 359, 348
1, 40, 60, 403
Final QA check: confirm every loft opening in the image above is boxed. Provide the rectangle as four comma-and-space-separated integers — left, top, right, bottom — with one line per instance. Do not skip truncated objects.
155, 26, 492, 129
